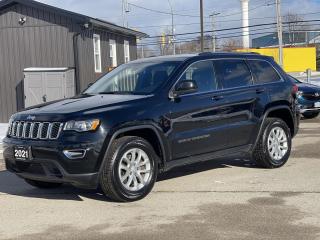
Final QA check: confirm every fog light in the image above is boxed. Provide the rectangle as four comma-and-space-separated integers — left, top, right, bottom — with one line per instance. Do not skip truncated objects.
63, 149, 87, 159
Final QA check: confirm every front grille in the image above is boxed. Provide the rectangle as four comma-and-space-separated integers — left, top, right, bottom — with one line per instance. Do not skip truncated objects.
302, 93, 320, 101
8, 121, 63, 140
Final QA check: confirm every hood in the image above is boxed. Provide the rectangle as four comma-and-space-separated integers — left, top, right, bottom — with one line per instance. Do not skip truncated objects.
15, 94, 152, 120
297, 82, 320, 93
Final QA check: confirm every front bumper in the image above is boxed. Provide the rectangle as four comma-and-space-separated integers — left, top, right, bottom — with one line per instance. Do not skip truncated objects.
300, 107, 320, 114
3, 137, 106, 189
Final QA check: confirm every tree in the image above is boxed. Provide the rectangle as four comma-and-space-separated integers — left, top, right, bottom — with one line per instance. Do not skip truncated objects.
221, 38, 242, 51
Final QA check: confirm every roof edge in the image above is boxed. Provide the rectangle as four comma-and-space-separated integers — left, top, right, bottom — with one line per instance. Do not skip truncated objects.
0, 0, 148, 38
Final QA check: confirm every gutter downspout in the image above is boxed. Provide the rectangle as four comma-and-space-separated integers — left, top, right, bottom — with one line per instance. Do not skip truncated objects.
73, 32, 81, 94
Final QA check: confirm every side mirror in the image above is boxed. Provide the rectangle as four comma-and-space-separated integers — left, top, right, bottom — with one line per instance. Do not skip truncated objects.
171, 80, 198, 98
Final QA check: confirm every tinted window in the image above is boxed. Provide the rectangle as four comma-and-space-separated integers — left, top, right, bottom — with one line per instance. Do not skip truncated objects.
216, 60, 252, 89
85, 61, 180, 94
248, 60, 281, 84
179, 61, 218, 93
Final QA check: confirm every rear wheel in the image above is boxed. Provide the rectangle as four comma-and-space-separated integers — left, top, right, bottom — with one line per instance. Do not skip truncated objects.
25, 179, 63, 189
99, 136, 158, 202
302, 112, 319, 119
253, 118, 292, 168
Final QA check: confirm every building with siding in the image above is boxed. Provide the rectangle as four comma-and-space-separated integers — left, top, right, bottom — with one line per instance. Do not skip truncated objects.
0, 0, 147, 122
252, 31, 320, 48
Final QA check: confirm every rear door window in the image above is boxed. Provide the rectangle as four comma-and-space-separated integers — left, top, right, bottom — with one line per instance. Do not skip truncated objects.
248, 60, 281, 84
216, 60, 252, 89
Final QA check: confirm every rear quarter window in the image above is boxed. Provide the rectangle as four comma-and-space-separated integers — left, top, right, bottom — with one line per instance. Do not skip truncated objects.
248, 60, 281, 84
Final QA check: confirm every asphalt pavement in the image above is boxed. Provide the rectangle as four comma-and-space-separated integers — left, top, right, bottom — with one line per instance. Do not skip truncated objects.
0, 118, 320, 240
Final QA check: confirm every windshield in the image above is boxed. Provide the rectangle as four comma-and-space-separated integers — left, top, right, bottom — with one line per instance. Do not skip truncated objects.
85, 61, 181, 95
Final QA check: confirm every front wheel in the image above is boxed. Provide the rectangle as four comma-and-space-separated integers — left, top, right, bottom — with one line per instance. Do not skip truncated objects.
302, 112, 319, 119
99, 136, 158, 202
253, 118, 292, 168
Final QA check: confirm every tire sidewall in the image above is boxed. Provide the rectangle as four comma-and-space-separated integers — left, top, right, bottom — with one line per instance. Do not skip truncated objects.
262, 120, 292, 168
110, 139, 158, 201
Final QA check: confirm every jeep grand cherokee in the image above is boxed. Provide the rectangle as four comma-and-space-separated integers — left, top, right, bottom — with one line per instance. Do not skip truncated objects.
3, 52, 300, 202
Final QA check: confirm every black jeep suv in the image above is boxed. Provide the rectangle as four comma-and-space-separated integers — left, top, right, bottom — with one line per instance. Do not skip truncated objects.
3, 53, 300, 202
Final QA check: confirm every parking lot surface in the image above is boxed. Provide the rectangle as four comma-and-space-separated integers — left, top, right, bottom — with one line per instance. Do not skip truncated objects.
0, 118, 320, 240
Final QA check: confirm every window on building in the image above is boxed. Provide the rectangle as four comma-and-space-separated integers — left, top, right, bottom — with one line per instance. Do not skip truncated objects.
124, 40, 130, 63
248, 60, 281, 84
109, 39, 117, 67
216, 60, 252, 89
93, 34, 102, 73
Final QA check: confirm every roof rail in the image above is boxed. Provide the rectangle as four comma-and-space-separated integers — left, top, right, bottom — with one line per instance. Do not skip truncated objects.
198, 52, 214, 56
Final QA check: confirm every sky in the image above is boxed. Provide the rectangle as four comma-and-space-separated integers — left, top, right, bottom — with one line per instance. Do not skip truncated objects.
36, 0, 320, 48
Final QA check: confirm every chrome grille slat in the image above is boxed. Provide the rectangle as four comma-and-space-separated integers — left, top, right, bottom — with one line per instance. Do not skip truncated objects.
9, 121, 63, 140
12, 122, 18, 137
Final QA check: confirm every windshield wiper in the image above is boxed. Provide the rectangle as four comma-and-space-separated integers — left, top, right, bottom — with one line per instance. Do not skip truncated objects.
98, 91, 135, 95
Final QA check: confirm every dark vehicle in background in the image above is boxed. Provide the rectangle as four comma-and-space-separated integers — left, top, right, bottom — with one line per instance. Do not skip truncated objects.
288, 75, 320, 119
3, 53, 299, 202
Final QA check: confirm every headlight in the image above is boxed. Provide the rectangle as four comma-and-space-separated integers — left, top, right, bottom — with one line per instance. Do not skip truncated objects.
64, 119, 100, 132
296, 91, 303, 98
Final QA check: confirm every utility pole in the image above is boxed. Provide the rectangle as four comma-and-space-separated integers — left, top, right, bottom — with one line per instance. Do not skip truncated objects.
276, 0, 284, 67
210, 12, 220, 52
200, 0, 204, 52
122, 0, 130, 28
168, 0, 176, 55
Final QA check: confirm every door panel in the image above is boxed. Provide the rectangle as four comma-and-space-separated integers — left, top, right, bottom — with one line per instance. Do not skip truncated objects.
167, 92, 230, 159
214, 87, 260, 149
214, 59, 265, 149
24, 72, 44, 108
45, 72, 64, 102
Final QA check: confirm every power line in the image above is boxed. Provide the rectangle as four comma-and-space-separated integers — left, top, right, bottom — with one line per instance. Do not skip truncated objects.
138, 23, 320, 46
141, 25, 278, 44
127, 0, 276, 19
117, 10, 320, 29
145, 19, 320, 39
137, 31, 280, 47
217, 1, 275, 18
139, 26, 280, 46
128, 2, 202, 18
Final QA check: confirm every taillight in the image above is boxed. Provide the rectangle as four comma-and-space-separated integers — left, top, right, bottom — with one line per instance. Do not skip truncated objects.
292, 84, 299, 95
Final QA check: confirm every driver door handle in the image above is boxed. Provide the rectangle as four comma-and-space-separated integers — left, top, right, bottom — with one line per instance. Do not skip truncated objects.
212, 95, 224, 101
256, 88, 265, 94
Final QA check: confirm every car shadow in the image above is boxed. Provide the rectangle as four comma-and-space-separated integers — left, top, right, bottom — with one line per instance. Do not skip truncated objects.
0, 157, 258, 202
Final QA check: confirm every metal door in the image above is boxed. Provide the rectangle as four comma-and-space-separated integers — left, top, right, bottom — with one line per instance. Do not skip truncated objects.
24, 72, 45, 108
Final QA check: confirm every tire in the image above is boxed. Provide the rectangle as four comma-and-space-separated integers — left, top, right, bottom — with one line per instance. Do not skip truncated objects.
302, 112, 319, 119
99, 136, 159, 202
253, 118, 292, 169
25, 179, 63, 189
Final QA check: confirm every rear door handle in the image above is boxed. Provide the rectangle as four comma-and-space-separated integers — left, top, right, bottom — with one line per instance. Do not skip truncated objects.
256, 88, 265, 94
212, 95, 224, 101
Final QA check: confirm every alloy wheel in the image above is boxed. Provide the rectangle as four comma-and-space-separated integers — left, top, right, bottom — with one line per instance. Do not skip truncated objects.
118, 148, 152, 191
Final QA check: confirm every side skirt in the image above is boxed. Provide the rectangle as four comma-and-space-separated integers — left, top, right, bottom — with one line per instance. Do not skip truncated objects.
164, 145, 252, 172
